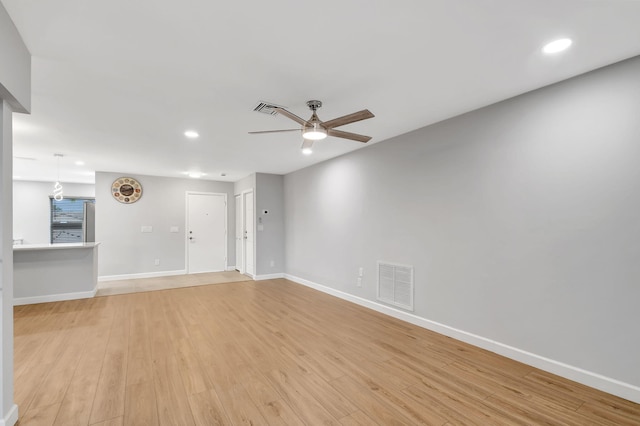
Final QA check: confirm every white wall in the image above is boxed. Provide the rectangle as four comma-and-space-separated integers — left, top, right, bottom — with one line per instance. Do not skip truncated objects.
13, 181, 95, 244
284, 56, 640, 402
96, 172, 235, 278
255, 173, 284, 276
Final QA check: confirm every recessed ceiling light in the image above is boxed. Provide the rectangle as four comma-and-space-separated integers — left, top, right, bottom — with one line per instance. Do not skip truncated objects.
184, 130, 199, 139
187, 172, 206, 178
75, 160, 85, 166
302, 148, 313, 155
542, 38, 572, 54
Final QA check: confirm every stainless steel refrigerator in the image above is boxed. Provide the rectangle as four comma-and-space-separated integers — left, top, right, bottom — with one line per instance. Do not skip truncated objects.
82, 201, 96, 242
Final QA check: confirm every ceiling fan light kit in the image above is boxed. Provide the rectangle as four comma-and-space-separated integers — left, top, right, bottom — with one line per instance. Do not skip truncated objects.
301, 100, 328, 140
250, 99, 375, 149
301, 139, 314, 155
302, 123, 327, 140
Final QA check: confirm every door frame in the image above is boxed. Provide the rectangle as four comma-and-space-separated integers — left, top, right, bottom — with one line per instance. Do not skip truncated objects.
185, 191, 228, 274
240, 188, 255, 277
235, 194, 242, 273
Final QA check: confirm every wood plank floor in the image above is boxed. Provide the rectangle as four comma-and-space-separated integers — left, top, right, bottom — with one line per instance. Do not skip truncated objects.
14, 278, 640, 425
95, 271, 249, 297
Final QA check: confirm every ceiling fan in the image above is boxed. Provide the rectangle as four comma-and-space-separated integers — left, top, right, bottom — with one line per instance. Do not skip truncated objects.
249, 100, 374, 154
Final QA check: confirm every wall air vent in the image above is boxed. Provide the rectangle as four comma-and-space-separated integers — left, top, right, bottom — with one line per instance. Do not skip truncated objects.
377, 261, 414, 311
253, 101, 286, 116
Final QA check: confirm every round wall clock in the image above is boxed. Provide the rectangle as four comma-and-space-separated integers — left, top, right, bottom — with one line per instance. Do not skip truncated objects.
111, 177, 142, 204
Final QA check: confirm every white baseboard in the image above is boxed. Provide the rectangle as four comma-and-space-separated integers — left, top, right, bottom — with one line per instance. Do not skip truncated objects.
226, 266, 237, 271
254, 273, 285, 281
14, 287, 98, 306
0, 404, 18, 426
98, 269, 187, 282
284, 273, 640, 404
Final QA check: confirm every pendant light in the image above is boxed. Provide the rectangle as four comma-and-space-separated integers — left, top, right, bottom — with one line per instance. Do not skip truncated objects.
53, 153, 64, 201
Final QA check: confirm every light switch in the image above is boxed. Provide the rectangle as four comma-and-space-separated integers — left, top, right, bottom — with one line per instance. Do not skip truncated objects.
141, 226, 153, 233
170, 226, 179, 233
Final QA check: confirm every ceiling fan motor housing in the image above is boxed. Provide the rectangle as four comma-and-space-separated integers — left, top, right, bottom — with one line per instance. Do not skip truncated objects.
306, 100, 322, 111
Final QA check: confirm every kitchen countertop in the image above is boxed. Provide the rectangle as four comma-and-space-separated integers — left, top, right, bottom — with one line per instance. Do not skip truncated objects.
13, 242, 100, 251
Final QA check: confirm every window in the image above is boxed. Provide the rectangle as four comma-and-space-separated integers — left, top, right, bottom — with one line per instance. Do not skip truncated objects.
50, 197, 95, 243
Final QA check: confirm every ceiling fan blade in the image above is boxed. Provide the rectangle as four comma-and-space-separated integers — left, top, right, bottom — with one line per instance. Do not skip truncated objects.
273, 107, 309, 126
327, 129, 371, 143
248, 129, 300, 134
322, 109, 374, 129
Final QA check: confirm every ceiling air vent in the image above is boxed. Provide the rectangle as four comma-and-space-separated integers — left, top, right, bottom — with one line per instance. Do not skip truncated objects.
377, 261, 414, 311
253, 101, 286, 116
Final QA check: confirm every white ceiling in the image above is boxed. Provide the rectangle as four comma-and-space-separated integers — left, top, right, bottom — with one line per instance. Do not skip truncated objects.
4, 0, 640, 184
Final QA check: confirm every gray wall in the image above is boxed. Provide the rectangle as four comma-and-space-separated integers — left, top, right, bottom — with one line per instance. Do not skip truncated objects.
256, 173, 284, 276
0, 100, 16, 425
96, 171, 234, 277
13, 181, 95, 244
14, 245, 98, 300
284, 56, 640, 390
0, 4, 30, 113
234, 174, 255, 195
0, 4, 30, 420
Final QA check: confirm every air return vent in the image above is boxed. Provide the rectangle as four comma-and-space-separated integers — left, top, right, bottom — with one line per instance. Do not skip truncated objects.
377, 261, 414, 311
253, 101, 286, 116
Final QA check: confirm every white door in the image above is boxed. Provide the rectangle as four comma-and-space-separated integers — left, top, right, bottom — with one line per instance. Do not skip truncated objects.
243, 190, 254, 276
235, 194, 243, 272
187, 192, 226, 273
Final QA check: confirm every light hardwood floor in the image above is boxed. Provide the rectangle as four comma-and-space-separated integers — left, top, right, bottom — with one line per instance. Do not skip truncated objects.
14, 278, 640, 425
95, 271, 250, 296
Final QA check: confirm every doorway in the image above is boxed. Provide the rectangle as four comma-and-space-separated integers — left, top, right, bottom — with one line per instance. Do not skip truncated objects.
186, 192, 227, 273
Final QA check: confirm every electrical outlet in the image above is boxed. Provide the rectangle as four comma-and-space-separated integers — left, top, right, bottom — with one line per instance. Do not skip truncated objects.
357, 277, 362, 287
270, 260, 275, 267
358, 267, 364, 276
154, 259, 160, 265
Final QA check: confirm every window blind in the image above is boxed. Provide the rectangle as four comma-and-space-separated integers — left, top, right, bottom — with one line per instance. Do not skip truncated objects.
50, 197, 95, 243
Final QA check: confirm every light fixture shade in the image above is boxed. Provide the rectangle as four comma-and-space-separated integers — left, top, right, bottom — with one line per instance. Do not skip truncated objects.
301, 139, 314, 155
302, 116, 327, 140
302, 128, 327, 140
